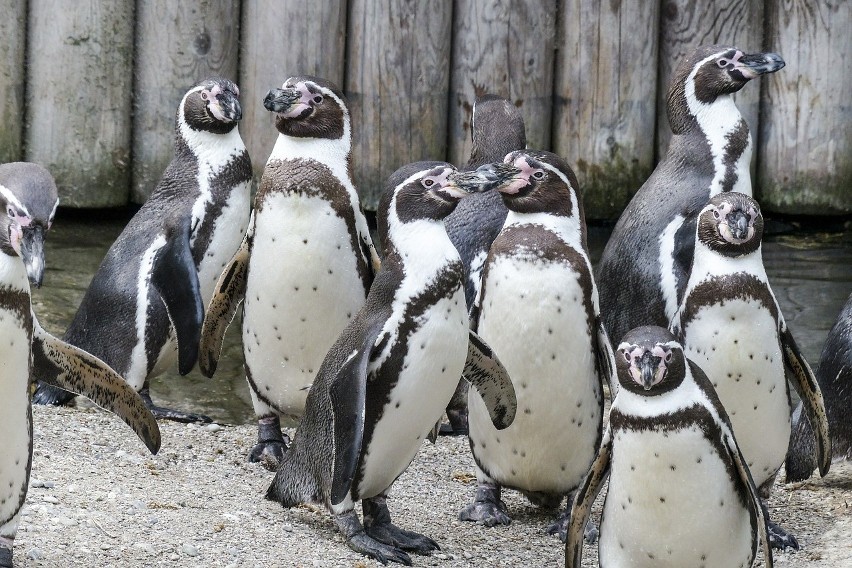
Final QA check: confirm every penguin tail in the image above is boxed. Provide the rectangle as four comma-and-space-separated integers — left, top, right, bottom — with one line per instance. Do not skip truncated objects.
265, 459, 310, 509
785, 402, 819, 482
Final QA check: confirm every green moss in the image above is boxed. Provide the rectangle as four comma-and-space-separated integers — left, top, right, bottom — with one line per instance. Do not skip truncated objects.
759, 163, 852, 216
575, 149, 651, 221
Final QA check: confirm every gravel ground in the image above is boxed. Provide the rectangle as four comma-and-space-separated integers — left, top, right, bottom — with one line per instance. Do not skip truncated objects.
12, 403, 851, 568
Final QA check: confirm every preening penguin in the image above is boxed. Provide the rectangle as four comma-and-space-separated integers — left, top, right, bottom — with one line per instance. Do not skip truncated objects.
32, 77, 253, 422
265, 162, 516, 566
597, 45, 785, 342
199, 76, 380, 468
565, 326, 773, 568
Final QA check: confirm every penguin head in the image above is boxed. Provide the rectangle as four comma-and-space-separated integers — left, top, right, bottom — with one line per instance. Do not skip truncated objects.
181, 77, 242, 135
0, 162, 59, 287
264, 76, 348, 140
667, 45, 785, 133
616, 326, 687, 396
697, 192, 764, 257
467, 94, 526, 169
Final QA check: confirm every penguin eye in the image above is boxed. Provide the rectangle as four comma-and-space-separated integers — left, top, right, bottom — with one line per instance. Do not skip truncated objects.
422, 178, 435, 188
713, 210, 721, 220
313, 95, 323, 104
664, 351, 673, 363
201, 91, 209, 101
622, 351, 631, 363
717, 59, 729, 68
6, 206, 14, 218
532, 170, 545, 180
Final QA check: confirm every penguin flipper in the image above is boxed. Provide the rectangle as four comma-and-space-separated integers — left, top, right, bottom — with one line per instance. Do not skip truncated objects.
152, 214, 204, 376
780, 325, 831, 477
199, 211, 255, 377
565, 427, 611, 568
595, 317, 618, 398
31, 316, 161, 455
463, 330, 516, 430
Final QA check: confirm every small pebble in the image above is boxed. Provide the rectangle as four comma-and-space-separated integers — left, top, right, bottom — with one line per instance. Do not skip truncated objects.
182, 544, 199, 557
43, 496, 59, 504
204, 423, 223, 432
31, 480, 55, 488
27, 548, 43, 560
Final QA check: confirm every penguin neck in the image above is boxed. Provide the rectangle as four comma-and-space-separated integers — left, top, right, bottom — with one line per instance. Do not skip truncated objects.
177, 121, 246, 171
268, 119, 353, 188
687, 241, 767, 290
503, 209, 585, 252
384, 215, 460, 282
0, 251, 30, 292
613, 368, 701, 418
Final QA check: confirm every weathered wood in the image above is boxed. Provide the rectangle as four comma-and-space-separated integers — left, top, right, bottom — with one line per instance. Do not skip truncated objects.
553, 1, 660, 220
656, 0, 764, 161
347, 0, 453, 209
25, 0, 134, 207
759, 0, 851, 214
239, 0, 347, 181
448, 0, 557, 167
132, 0, 241, 204
0, 0, 26, 163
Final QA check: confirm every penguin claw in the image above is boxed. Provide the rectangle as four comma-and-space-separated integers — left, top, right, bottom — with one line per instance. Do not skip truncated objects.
248, 439, 289, 471
347, 533, 412, 566
32, 382, 76, 406
139, 388, 212, 423
546, 515, 598, 544
365, 523, 440, 555
768, 519, 800, 551
458, 498, 512, 527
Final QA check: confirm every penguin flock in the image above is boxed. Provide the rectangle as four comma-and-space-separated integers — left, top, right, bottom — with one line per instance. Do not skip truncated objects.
0, 43, 844, 567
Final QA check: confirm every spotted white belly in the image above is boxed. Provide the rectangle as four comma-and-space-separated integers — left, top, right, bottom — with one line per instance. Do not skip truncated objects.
682, 299, 789, 486
243, 192, 367, 418
600, 426, 754, 568
470, 257, 601, 493
356, 289, 469, 499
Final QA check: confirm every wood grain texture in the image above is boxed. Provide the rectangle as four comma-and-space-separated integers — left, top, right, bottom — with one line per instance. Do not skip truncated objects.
239, 0, 347, 181
346, 0, 453, 209
759, 0, 851, 214
132, 0, 241, 204
656, 0, 764, 161
553, 0, 660, 220
448, 0, 557, 167
25, 0, 134, 207
0, 0, 26, 163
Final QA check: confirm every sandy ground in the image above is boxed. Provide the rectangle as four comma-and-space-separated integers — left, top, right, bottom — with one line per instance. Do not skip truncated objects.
10, 403, 852, 567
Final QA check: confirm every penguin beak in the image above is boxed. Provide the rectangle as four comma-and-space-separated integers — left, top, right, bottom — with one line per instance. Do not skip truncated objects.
222, 92, 242, 122
21, 225, 46, 288
453, 163, 523, 194
638, 351, 658, 391
727, 210, 750, 241
736, 52, 785, 79
263, 88, 302, 113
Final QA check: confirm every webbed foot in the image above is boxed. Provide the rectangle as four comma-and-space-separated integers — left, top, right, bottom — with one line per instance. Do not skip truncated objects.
768, 519, 800, 550
140, 388, 212, 423
364, 498, 439, 554
247, 415, 290, 471
336, 509, 412, 565
32, 382, 76, 406
0, 545, 12, 568
459, 483, 511, 527
546, 509, 598, 544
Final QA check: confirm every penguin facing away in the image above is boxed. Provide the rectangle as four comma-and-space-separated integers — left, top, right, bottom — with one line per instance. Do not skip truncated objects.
670, 192, 830, 549
0, 163, 160, 568
459, 150, 614, 541
787, 292, 852, 481
32, 77, 253, 423
597, 45, 785, 343
565, 326, 773, 568
266, 162, 517, 566
199, 76, 380, 468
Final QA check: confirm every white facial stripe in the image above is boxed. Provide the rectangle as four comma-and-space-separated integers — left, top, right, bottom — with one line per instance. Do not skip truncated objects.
48, 198, 59, 223
0, 184, 29, 217
659, 215, 685, 322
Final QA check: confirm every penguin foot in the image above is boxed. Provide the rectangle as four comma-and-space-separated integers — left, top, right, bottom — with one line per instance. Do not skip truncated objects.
438, 408, 469, 436
32, 382, 76, 406
767, 519, 800, 551
139, 388, 212, 424
458, 484, 511, 527
363, 497, 439, 555
546, 513, 598, 544
248, 439, 289, 471
336, 509, 412, 566
0, 545, 11, 568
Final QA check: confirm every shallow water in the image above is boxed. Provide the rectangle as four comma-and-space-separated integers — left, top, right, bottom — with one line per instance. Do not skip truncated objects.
31, 211, 851, 425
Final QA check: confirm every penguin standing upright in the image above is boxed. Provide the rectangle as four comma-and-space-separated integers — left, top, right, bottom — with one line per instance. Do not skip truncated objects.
670, 192, 830, 549
0, 163, 160, 568
265, 162, 516, 566
787, 292, 852, 480
596, 45, 785, 342
565, 326, 773, 568
459, 150, 614, 540
199, 76, 380, 467
32, 77, 252, 423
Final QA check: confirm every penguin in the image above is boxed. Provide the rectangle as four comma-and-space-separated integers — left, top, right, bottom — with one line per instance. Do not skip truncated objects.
32, 77, 253, 423
199, 76, 380, 468
787, 292, 852, 481
669, 192, 830, 549
442, 94, 527, 436
0, 163, 160, 568
596, 45, 785, 342
565, 326, 773, 568
265, 162, 517, 566
458, 150, 614, 541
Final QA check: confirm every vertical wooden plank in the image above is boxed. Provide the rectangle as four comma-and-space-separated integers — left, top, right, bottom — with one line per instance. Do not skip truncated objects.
132, 0, 241, 204
25, 0, 134, 207
759, 0, 851, 214
553, 1, 660, 220
240, 1, 347, 181
347, 0, 453, 209
0, 0, 26, 163
656, 0, 764, 160
449, 0, 557, 167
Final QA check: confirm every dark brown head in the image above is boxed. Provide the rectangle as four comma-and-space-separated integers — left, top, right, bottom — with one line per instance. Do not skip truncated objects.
263, 76, 347, 140
616, 326, 687, 396
697, 192, 763, 257
180, 77, 242, 135
466, 94, 527, 169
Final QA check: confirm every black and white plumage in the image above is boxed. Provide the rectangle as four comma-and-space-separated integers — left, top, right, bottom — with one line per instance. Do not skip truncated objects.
458, 150, 614, 541
670, 192, 830, 549
265, 162, 516, 566
565, 326, 773, 568
0, 163, 160, 568
597, 45, 785, 343
32, 77, 252, 423
199, 76, 380, 468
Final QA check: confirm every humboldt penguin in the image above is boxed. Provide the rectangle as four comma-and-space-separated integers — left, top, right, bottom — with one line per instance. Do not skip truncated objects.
565, 326, 773, 568
0, 162, 160, 568
32, 77, 253, 422
266, 162, 516, 566
597, 45, 785, 342
199, 76, 380, 468
670, 192, 830, 549
459, 150, 614, 541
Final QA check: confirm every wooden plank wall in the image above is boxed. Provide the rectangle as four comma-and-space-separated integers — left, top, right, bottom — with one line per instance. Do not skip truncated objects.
3, 0, 849, 217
